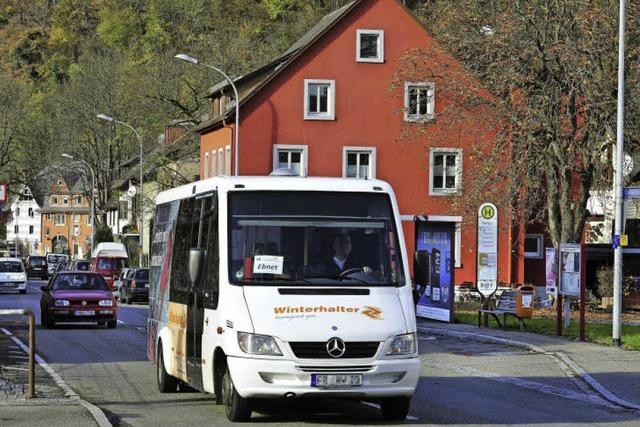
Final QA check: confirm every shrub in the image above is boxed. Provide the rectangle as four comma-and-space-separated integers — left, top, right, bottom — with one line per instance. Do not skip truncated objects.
595, 266, 633, 298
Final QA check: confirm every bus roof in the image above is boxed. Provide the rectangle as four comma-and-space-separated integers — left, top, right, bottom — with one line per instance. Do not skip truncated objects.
155, 176, 395, 206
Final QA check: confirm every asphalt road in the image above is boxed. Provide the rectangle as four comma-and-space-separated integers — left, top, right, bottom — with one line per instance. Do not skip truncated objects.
1, 279, 639, 426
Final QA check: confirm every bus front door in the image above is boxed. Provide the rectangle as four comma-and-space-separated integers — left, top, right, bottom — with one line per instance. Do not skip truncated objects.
186, 196, 213, 391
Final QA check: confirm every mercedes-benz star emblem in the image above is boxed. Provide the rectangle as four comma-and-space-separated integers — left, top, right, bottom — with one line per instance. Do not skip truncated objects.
326, 337, 346, 358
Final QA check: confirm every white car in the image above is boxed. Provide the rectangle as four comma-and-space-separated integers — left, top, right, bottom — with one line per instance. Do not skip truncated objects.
0, 257, 27, 294
113, 268, 133, 300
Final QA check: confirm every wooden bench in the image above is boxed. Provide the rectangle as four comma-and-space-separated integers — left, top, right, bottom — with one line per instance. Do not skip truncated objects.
478, 290, 527, 331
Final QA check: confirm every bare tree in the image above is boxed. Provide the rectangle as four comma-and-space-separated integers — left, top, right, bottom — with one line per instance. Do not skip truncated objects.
398, 0, 640, 247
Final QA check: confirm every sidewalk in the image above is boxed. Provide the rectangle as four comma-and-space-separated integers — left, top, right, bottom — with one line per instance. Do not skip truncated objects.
418, 318, 640, 409
0, 320, 100, 426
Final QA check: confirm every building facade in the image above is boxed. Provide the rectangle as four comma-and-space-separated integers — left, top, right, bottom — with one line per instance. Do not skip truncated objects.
39, 175, 92, 258
196, 0, 524, 286
6, 186, 41, 256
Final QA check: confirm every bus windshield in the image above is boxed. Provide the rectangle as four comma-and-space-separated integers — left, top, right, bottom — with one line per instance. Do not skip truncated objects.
228, 191, 404, 286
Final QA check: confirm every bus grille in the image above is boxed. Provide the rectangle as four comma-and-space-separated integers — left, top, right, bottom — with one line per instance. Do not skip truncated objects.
289, 342, 379, 359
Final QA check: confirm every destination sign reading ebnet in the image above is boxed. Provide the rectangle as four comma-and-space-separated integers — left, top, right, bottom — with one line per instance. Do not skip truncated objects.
253, 255, 284, 275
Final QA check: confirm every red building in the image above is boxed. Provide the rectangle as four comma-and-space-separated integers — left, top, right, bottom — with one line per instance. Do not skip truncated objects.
196, 0, 528, 286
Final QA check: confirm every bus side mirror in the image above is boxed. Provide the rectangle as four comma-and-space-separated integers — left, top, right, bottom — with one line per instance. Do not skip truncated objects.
188, 248, 206, 286
413, 250, 430, 286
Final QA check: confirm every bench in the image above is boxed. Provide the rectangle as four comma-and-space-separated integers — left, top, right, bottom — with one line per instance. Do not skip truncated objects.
478, 290, 526, 331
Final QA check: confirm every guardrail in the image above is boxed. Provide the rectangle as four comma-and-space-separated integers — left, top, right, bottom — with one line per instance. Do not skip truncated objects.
0, 309, 35, 398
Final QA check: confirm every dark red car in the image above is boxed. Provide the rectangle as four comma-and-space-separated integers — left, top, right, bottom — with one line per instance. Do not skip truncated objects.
40, 272, 117, 328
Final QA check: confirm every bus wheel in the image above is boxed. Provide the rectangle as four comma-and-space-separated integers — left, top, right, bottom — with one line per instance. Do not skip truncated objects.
157, 344, 178, 393
222, 365, 251, 422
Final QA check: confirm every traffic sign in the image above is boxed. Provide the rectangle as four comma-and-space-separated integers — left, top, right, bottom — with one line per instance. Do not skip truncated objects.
623, 187, 640, 199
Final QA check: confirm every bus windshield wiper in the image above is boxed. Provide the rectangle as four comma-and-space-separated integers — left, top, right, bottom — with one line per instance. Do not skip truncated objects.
304, 274, 374, 286
239, 277, 315, 286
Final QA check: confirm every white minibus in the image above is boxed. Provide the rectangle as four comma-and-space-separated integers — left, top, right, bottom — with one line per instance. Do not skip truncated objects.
147, 176, 420, 422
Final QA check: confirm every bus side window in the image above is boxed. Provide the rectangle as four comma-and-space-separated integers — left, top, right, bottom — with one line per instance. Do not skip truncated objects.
169, 197, 195, 305
202, 194, 219, 309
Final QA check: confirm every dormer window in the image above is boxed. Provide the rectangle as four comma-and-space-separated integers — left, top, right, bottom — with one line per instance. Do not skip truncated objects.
356, 29, 384, 63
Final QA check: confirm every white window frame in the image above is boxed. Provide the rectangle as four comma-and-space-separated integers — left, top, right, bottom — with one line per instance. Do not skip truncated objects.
212, 150, 218, 176
404, 82, 435, 123
217, 148, 224, 175
51, 196, 58, 205
356, 29, 384, 63
342, 146, 377, 179
73, 224, 80, 236
204, 152, 209, 178
524, 234, 544, 259
429, 148, 462, 196
55, 214, 65, 226
29, 225, 34, 234
273, 144, 308, 177
304, 79, 335, 120
225, 145, 232, 175
62, 196, 69, 205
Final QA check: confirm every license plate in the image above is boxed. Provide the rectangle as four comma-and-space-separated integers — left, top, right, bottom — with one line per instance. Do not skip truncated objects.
311, 374, 362, 388
74, 310, 95, 316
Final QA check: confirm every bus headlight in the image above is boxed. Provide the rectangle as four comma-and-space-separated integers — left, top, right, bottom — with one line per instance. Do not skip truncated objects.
386, 333, 417, 356
237, 332, 282, 356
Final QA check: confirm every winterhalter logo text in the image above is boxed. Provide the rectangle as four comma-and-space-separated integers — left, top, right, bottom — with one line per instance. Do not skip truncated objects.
273, 305, 383, 320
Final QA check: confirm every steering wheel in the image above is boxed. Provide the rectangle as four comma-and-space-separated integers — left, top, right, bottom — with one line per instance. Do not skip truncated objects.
339, 267, 373, 277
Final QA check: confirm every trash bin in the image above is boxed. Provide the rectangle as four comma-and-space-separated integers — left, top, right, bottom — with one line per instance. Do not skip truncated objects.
515, 284, 535, 319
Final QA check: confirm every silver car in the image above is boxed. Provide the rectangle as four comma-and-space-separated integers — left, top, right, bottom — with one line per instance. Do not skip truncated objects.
0, 257, 27, 294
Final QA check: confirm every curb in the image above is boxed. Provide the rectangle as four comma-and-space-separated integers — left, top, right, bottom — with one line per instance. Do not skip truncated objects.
418, 326, 640, 413
1, 328, 113, 427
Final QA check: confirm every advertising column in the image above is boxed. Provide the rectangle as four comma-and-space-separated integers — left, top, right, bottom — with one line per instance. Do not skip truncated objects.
415, 221, 455, 322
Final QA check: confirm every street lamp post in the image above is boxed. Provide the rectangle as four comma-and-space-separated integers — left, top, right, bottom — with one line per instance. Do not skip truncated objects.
62, 154, 95, 255
175, 53, 240, 176
97, 114, 145, 266
612, 0, 627, 347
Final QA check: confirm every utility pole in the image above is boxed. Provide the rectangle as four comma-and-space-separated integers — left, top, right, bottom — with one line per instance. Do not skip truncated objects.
612, 0, 626, 347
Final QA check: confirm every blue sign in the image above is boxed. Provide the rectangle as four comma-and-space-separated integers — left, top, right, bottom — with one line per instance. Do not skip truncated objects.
612, 234, 620, 249
415, 222, 455, 322
623, 188, 640, 199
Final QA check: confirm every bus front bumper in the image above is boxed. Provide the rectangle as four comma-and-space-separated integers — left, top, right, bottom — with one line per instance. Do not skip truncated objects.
227, 356, 420, 399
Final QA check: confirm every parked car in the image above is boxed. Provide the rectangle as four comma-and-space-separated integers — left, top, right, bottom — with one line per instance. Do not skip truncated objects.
54, 261, 69, 273
40, 271, 117, 328
0, 257, 27, 294
26, 256, 48, 279
112, 268, 133, 300
119, 268, 149, 304
91, 243, 128, 290
69, 260, 91, 271
46, 253, 70, 277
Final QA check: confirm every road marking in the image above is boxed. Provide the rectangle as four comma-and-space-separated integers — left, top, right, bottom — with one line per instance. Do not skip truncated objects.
423, 359, 619, 410
0, 327, 113, 427
362, 401, 419, 420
